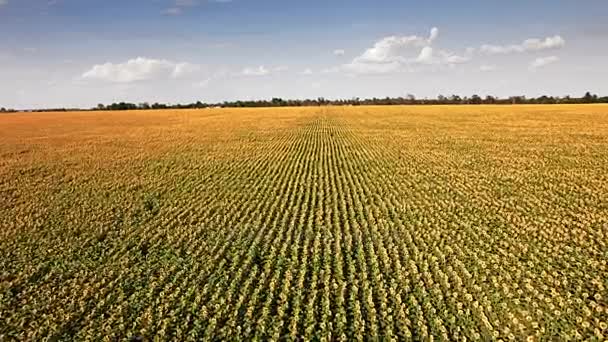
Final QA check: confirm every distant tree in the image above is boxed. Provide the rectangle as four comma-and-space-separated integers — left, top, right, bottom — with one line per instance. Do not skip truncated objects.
583, 92, 598, 104
470, 94, 482, 105
271, 98, 285, 106
449, 95, 462, 103
151, 102, 167, 110
0, 107, 5, 112
536, 95, 556, 104
66, 91, 608, 112
509, 96, 526, 104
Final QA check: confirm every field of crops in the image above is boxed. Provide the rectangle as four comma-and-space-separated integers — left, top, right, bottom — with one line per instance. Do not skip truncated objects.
1, 105, 607, 340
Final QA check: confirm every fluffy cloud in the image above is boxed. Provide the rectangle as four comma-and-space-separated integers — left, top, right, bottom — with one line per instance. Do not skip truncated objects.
529, 56, 559, 70
343, 27, 471, 74
416, 47, 471, 65
82, 57, 199, 83
341, 29, 565, 74
416, 46, 434, 64
355, 28, 438, 64
480, 35, 565, 54
333, 49, 345, 56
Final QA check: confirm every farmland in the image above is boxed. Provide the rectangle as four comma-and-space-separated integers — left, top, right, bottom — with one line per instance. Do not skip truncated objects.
1, 105, 607, 340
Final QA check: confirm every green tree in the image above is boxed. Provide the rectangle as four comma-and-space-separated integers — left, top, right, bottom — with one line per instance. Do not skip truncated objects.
583, 92, 597, 103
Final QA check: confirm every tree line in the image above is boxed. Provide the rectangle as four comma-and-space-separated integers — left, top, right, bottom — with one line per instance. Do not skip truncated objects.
2, 92, 608, 113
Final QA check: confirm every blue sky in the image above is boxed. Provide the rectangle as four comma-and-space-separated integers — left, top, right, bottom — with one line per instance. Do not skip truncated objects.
1, 0, 607, 109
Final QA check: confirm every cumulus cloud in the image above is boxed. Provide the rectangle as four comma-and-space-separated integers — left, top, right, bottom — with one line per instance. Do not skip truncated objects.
300, 68, 313, 75
355, 28, 438, 64
416, 46, 434, 64
480, 35, 565, 54
82, 57, 199, 83
416, 47, 471, 65
339, 29, 566, 74
343, 27, 471, 74
529, 56, 559, 70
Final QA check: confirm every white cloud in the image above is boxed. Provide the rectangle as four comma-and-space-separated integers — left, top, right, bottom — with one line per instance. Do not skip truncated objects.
355, 28, 438, 64
416, 47, 471, 66
524, 36, 565, 51
341, 30, 566, 75
480, 35, 565, 54
82, 57, 199, 83
0, 0, 7, 6
529, 56, 559, 70
333, 49, 345, 56
416, 46, 434, 64
479, 64, 497, 72
429, 27, 439, 42
300, 68, 313, 75
343, 27, 471, 74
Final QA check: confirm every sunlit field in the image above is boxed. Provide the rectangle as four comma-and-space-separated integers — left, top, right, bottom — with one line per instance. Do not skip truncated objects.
1, 105, 607, 340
